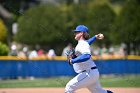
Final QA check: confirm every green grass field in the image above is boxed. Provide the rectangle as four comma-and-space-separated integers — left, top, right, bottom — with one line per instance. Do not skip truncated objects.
0, 76, 140, 88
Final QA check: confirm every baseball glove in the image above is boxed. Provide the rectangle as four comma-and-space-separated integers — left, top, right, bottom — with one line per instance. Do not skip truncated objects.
65, 49, 77, 65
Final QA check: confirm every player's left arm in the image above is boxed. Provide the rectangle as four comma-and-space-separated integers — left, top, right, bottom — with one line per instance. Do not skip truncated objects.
69, 43, 91, 64
69, 54, 91, 64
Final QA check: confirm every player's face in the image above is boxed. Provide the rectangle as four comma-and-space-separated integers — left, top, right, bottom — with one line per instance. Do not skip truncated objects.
74, 32, 83, 40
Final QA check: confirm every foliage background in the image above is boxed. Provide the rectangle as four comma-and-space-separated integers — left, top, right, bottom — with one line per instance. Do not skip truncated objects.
0, 0, 140, 55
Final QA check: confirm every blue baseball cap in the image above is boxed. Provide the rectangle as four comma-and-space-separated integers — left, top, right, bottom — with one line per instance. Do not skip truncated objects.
72, 25, 89, 33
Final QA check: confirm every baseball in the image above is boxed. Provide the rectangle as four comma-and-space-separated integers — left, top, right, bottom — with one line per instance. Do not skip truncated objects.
99, 34, 104, 39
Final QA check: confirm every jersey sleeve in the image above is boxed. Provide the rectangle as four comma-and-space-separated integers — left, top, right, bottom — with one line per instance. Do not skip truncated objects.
71, 54, 91, 64
72, 41, 91, 64
87, 36, 96, 45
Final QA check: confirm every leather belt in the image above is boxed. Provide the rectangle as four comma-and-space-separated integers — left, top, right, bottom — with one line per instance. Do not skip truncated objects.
82, 67, 97, 72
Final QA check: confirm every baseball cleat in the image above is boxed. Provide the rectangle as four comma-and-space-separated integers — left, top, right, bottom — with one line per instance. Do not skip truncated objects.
107, 90, 113, 93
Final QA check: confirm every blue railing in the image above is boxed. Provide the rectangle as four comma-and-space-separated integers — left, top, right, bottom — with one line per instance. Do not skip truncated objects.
0, 60, 140, 79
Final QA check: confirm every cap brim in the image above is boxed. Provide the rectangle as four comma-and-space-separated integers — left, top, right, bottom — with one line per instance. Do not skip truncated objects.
72, 30, 81, 32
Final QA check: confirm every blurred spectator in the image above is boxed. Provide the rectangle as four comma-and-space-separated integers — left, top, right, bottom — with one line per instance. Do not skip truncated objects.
109, 46, 114, 55
18, 50, 26, 58
28, 50, 38, 59
9, 44, 18, 56
23, 46, 29, 57
100, 45, 109, 59
37, 49, 44, 56
61, 43, 73, 56
119, 47, 125, 57
47, 49, 56, 59
100, 45, 108, 55
17, 46, 29, 59
37, 49, 46, 59
121, 43, 127, 56
92, 46, 100, 56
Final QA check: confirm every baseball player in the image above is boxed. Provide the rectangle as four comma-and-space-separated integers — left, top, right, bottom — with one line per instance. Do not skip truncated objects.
65, 25, 113, 93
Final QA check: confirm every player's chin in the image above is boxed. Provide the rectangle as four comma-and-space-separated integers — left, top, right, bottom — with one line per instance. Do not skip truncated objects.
75, 36, 79, 40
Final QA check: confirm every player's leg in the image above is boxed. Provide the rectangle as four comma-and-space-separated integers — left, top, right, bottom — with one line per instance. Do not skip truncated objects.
86, 69, 107, 93
65, 72, 90, 93
87, 80, 107, 93
65, 69, 99, 93
86, 69, 113, 93
87, 80, 113, 93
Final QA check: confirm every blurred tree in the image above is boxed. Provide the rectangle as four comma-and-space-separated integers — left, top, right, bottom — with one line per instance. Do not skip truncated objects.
67, 4, 89, 28
0, 42, 9, 56
111, 0, 140, 55
109, 0, 127, 4
87, 4, 116, 46
0, 0, 39, 45
0, 19, 7, 43
0, 0, 39, 16
64, 0, 89, 4
15, 5, 73, 55
66, 0, 116, 47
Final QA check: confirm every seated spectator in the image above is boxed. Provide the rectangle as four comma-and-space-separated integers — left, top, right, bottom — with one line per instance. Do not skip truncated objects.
109, 46, 114, 55
37, 49, 44, 56
100, 45, 109, 59
18, 50, 26, 59
17, 47, 29, 59
61, 43, 73, 56
9, 44, 18, 56
37, 49, 46, 59
23, 46, 29, 57
119, 47, 125, 57
47, 49, 56, 59
92, 46, 100, 56
29, 50, 38, 59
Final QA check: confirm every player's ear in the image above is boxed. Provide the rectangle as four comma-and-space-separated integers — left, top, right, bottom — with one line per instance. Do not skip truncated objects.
81, 32, 84, 35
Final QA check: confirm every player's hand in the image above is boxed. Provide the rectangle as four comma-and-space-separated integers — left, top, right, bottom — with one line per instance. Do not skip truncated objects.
95, 33, 104, 40
68, 58, 73, 65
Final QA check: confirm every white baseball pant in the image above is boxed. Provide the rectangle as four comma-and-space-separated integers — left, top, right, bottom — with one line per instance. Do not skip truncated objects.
65, 69, 107, 93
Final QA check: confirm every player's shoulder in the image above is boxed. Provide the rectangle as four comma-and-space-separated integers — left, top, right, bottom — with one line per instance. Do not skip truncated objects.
78, 40, 90, 46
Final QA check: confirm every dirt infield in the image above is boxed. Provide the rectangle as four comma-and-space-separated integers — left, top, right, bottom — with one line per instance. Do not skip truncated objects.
0, 88, 140, 93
